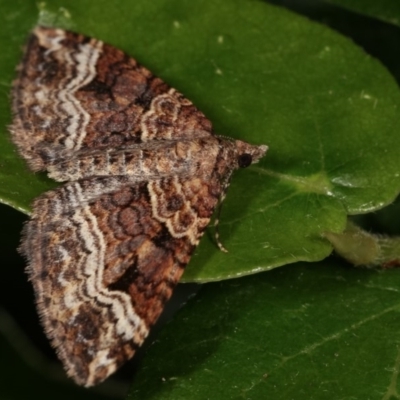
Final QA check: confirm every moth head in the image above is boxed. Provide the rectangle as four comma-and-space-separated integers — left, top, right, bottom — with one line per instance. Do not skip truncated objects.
235, 140, 268, 168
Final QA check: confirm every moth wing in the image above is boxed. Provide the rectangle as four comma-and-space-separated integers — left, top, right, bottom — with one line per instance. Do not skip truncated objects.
11, 26, 213, 170
22, 174, 221, 386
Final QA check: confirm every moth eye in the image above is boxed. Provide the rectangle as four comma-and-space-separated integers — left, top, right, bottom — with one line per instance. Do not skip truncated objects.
238, 153, 252, 168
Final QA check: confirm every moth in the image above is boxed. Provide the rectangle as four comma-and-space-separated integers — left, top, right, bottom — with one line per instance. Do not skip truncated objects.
10, 26, 268, 386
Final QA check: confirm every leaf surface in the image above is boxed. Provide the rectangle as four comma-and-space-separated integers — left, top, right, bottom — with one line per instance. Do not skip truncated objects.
129, 260, 400, 400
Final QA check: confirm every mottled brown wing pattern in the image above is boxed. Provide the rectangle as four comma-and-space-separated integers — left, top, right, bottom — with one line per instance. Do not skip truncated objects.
22, 174, 222, 386
10, 26, 268, 387
11, 26, 213, 171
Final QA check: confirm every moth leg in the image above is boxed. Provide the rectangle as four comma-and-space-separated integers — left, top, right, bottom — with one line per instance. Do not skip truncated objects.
214, 193, 228, 253
213, 167, 236, 253
214, 184, 229, 253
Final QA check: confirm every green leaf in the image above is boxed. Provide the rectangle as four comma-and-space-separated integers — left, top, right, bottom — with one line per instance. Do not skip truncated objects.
1, 0, 400, 282
326, 0, 400, 27
128, 259, 400, 400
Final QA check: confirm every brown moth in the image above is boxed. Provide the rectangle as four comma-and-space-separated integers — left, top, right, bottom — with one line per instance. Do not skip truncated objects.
10, 26, 267, 386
